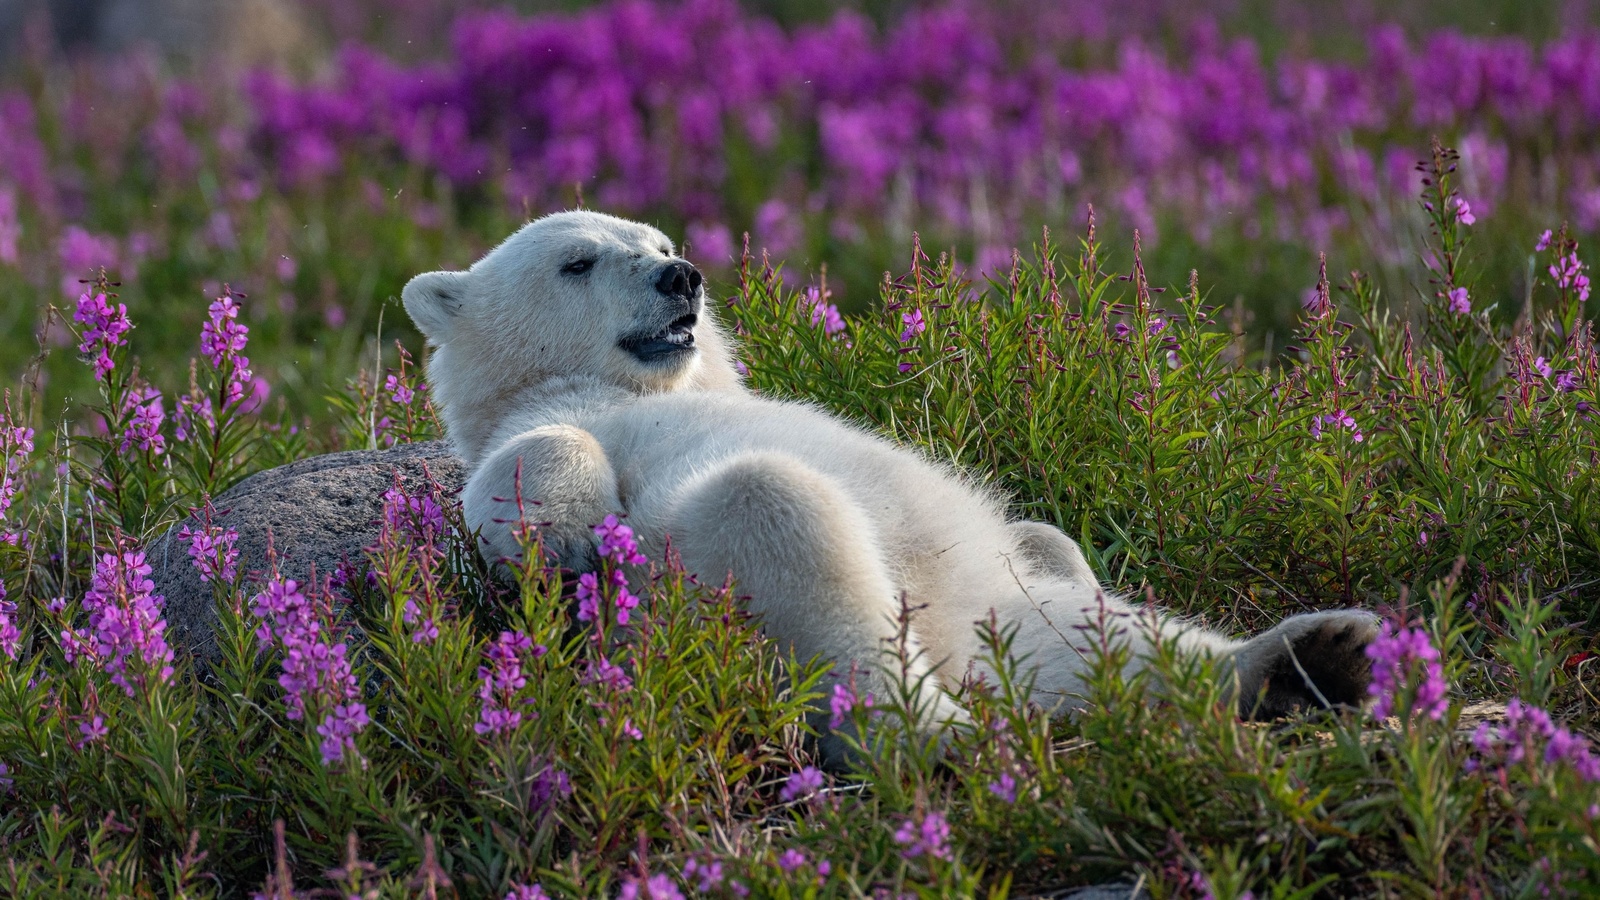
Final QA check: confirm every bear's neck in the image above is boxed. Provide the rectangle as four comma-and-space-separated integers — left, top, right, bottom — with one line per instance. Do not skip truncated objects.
440, 372, 627, 469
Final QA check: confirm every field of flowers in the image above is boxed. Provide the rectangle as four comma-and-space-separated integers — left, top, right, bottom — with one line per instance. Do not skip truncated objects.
1, 0, 1599, 897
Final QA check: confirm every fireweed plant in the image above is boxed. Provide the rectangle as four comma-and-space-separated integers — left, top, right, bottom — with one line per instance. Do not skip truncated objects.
0, 145, 1597, 896
14, 0, 1600, 422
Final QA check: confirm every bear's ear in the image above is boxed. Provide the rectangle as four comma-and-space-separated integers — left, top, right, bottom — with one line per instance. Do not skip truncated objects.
402, 270, 470, 343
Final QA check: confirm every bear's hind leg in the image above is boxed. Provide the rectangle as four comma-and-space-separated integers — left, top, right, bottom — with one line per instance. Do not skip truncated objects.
663, 451, 958, 764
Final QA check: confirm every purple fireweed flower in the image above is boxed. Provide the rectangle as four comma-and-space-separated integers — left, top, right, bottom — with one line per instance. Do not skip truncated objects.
806, 286, 845, 336
316, 701, 370, 765
779, 766, 824, 802
682, 857, 724, 892
0, 581, 19, 660
77, 714, 108, 748
1147, 316, 1166, 335
177, 520, 239, 586
173, 392, 214, 443
988, 772, 1017, 803
829, 680, 875, 728
1365, 618, 1447, 721
0, 760, 11, 793
1536, 230, 1553, 252
73, 291, 130, 381
200, 292, 253, 404
1534, 356, 1553, 379
616, 872, 686, 900
476, 630, 544, 736
383, 373, 416, 406
249, 577, 368, 766
898, 309, 926, 343
622, 717, 643, 740
575, 572, 601, 623
528, 761, 572, 816
893, 809, 952, 861
1550, 253, 1592, 303
0, 412, 33, 545
62, 547, 175, 697
777, 849, 807, 873
119, 387, 166, 455
380, 482, 445, 548
506, 886, 550, 900
1469, 698, 1600, 783
1555, 370, 1580, 393
594, 514, 647, 565
1452, 197, 1476, 225
1445, 286, 1471, 315
586, 654, 633, 693
618, 873, 684, 900
1311, 409, 1364, 443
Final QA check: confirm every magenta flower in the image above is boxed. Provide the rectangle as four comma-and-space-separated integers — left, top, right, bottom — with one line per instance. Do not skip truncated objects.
1536, 230, 1553, 252
618, 873, 683, 900
77, 714, 109, 748
0, 412, 34, 545
779, 766, 824, 802
1555, 370, 1580, 393
682, 858, 725, 892
1451, 197, 1476, 225
173, 392, 215, 443
1364, 618, 1447, 721
73, 291, 131, 381
988, 771, 1018, 803
61, 547, 175, 697
776, 848, 807, 873
177, 518, 239, 586
898, 308, 926, 343
1469, 698, 1600, 783
380, 483, 445, 547
475, 630, 544, 737
594, 514, 647, 565
829, 679, 875, 728
575, 572, 601, 623
200, 292, 254, 405
119, 387, 166, 455
249, 577, 368, 766
1311, 409, 1364, 443
1445, 286, 1471, 315
893, 809, 953, 861
505, 886, 550, 900
585, 655, 633, 693
0, 581, 20, 660
1550, 253, 1592, 303
806, 286, 845, 336
1534, 357, 1553, 379
383, 373, 416, 406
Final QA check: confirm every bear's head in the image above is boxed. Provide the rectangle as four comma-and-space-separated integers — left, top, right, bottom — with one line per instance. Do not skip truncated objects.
402, 211, 744, 461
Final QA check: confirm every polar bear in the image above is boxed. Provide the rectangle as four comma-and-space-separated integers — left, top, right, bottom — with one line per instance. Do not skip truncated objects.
403, 210, 1378, 756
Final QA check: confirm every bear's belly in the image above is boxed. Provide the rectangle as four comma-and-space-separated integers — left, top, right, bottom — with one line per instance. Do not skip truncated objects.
583, 392, 994, 558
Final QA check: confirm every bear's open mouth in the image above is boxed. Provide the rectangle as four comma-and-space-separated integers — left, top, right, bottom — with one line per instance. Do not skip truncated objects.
620, 313, 697, 362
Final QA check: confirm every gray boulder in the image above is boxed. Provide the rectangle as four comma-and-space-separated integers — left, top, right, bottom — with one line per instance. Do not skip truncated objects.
150, 441, 464, 663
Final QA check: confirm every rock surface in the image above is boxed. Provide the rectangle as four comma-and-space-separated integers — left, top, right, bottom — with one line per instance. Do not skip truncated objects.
150, 441, 463, 662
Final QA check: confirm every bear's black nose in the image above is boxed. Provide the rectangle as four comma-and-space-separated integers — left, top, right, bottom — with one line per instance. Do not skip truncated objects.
655, 260, 703, 301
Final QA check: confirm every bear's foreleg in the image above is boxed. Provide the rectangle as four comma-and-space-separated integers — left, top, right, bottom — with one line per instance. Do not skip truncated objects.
463, 424, 622, 571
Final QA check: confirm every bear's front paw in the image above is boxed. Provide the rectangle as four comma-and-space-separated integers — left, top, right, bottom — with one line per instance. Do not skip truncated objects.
1235, 610, 1380, 720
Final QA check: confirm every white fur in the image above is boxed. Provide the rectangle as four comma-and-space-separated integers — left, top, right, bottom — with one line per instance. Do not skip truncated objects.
405, 211, 1377, 759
